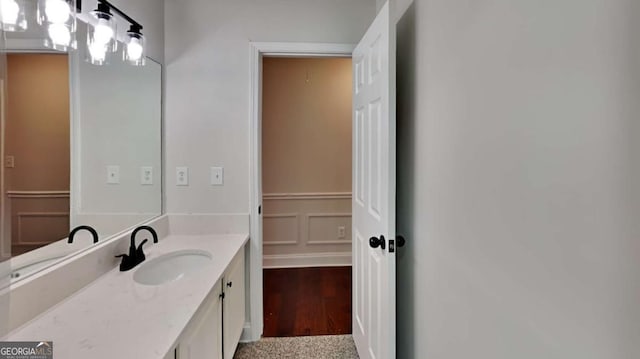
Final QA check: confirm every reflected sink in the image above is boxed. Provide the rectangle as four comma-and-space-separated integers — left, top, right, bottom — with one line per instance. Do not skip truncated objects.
133, 250, 212, 285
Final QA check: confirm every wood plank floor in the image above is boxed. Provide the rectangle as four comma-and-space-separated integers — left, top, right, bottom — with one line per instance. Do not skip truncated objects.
263, 266, 352, 337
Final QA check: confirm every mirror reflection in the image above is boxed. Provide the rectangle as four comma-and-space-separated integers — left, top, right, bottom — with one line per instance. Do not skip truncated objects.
0, 21, 162, 282
4, 53, 70, 257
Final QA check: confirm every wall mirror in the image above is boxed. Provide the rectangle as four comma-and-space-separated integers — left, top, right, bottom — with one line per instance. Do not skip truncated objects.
0, 17, 162, 285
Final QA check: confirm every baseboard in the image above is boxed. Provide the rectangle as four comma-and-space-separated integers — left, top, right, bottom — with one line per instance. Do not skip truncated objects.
239, 323, 256, 343
263, 252, 352, 268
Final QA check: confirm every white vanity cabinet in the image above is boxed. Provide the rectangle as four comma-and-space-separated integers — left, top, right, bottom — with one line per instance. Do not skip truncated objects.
177, 280, 224, 359
172, 247, 245, 359
223, 249, 245, 359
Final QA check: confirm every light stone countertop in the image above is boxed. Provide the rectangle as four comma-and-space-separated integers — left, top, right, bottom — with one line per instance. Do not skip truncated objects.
5, 233, 249, 359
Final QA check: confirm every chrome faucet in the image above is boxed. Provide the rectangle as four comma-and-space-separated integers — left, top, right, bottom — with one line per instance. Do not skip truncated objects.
68, 225, 99, 244
115, 225, 158, 271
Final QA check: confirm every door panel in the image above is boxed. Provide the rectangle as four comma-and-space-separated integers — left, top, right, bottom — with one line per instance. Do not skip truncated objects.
352, 1, 396, 358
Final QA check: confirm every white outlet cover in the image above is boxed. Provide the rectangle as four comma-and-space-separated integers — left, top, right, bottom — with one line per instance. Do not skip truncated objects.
176, 167, 189, 186
141, 166, 153, 185
107, 165, 120, 184
210, 167, 224, 185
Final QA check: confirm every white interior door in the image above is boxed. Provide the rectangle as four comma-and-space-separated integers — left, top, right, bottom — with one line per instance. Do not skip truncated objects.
352, 1, 396, 359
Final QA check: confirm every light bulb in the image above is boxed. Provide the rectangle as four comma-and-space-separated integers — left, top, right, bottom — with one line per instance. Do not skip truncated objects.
88, 42, 107, 63
0, 0, 19, 26
93, 18, 114, 45
45, 0, 69, 23
48, 23, 70, 46
127, 38, 143, 61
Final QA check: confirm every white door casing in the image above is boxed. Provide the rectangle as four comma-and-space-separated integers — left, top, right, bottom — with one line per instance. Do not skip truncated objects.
249, 42, 355, 342
352, 2, 396, 359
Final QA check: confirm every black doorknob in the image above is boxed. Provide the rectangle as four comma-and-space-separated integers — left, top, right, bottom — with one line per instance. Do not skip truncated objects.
397, 235, 406, 247
369, 235, 386, 250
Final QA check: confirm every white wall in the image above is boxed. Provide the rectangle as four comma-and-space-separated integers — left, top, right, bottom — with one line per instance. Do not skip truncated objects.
164, 0, 376, 214
396, 0, 640, 358
73, 24, 162, 238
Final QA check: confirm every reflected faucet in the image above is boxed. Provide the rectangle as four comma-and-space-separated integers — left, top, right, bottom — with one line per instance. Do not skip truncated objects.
131, 225, 158, 244
68, 225, 99, 244
115, 225, 158, 271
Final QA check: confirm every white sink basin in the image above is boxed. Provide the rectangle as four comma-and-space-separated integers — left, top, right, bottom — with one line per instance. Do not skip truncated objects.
133, 249, 212, 285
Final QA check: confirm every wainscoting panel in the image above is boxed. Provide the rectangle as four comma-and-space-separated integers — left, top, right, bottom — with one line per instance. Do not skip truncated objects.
263, 193, 352, 268
307, 213, 352, 246
263, 213, 300, 246
17, 212, 69, 246
7, 191, 70, 255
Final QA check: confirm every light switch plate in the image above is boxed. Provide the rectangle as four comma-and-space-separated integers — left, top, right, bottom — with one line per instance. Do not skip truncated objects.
141, 166, 153, 185
4, 155, 14, 168
176, 167, 189, 186
210, 167, 224, 185
107, 165, 120, 184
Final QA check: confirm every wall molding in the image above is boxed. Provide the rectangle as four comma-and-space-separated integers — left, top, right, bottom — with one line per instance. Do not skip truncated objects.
307, 240, 351, 245
263, 213, 299, 246
306, 212, 352, 245
7, 191, 70, 199
248, 41, 355, 341
263, 252, 352, 269
263, 192, 352, 200
16, 212, 69, 246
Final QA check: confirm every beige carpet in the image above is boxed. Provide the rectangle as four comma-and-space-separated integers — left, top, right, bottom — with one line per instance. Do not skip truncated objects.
233, 335, 359, 359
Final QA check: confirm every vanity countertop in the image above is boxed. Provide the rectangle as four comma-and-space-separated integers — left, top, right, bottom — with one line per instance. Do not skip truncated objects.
4, 233, 249, 359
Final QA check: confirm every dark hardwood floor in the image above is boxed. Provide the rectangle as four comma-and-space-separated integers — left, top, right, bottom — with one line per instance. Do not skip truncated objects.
263, 266, 352, 337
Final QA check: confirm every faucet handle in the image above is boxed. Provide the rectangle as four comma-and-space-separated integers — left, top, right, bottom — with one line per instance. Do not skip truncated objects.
115, 253, 136, 272
136, 239, 148, 262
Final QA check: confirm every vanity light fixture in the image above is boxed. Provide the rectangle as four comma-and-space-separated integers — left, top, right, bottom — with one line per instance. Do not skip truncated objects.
86, 0, 145, 66
0, 0, 27, 31
37, 0, 79, 51
86, 0, 116, 64
124, 24, 145, 66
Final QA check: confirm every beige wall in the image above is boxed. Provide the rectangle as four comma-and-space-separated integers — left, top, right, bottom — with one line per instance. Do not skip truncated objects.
6, 54, 70, 191
262, 57, 352, 267
5, 54, 70, 255
262, 57, 352, 194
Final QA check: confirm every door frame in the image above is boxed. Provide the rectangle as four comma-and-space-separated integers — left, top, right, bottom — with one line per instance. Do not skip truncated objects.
248, 42, 355, 342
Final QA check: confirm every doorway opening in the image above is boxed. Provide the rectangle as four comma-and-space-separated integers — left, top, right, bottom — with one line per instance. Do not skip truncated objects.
259, 56, 353, 337
2, 53, 71, 258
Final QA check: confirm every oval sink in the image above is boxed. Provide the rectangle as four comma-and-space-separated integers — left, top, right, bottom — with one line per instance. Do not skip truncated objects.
133, 249, 212, 285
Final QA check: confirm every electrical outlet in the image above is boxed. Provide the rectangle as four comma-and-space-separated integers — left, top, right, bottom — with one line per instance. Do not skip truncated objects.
176, 167, 189, 186
210, 166, 224, 185
107, 165, 120, 184
141, 166, 153, 185
4, 155, 14, 168
338, 226, 346, 239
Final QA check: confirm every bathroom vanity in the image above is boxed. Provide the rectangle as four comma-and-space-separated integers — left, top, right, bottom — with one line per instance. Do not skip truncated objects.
4, 221, 248, 359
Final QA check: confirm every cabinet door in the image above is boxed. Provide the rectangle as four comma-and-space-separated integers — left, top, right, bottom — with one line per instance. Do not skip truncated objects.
179, 281, 223, 359
223, 250, 245, 359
